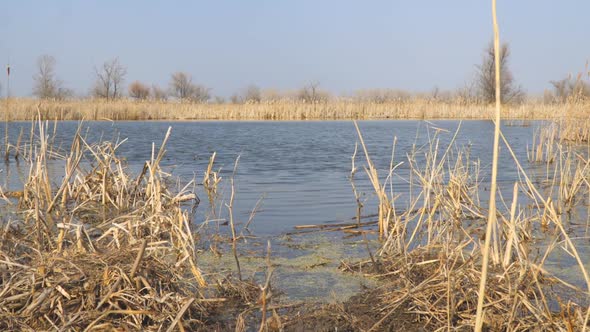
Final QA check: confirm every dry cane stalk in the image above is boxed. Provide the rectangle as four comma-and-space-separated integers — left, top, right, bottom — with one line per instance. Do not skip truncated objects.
166, 298, 195, 332
475, 0, 502, 330
353, 120, 391, 240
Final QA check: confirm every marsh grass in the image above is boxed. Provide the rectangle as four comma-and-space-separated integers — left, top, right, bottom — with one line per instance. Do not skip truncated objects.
338, 121, 590, 331
2, 98, 586, 121
528, 122, 558, 163
0, 120, 262, 330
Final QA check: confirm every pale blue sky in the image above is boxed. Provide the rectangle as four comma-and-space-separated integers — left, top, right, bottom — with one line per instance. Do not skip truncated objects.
1, 1, 588, 97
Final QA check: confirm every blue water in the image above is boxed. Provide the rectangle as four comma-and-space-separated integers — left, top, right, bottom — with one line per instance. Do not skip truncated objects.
2, 120, 588, 295
0, 120, 545, 235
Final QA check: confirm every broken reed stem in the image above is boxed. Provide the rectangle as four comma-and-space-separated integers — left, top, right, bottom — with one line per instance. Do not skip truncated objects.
14, 127, 23, 161
227, 156, 242, 280
242, 194, 265, 235
203, 152, 221, 217
130, 239, 148, 279
350, 138, 378, 264
96, 239, 146, 311
166, 298, 195, 332
258, 240, 274, 332
350, 142, 364, 226
3, 92, 10, 161
475, 0, 502, 330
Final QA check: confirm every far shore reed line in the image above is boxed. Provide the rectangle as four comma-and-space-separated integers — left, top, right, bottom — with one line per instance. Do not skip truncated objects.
1, 98, 588, 121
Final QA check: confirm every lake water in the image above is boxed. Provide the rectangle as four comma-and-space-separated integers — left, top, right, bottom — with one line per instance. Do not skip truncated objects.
1, 120, 588, 300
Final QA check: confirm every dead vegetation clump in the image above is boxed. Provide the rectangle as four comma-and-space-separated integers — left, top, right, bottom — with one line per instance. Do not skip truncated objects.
306, 122, 590, 331
0, 121, 261, 331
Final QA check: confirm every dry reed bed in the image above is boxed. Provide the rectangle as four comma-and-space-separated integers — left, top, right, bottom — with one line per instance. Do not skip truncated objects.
286, 123, 590, 331
2, 98, 587, 121
528, 105, 590, 216
0, 121, 261, 331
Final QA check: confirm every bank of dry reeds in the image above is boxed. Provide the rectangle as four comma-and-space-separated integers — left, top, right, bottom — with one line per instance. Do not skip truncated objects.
331, 122, 590, 331
0, 120, 261, 330
1, 98, 587, 121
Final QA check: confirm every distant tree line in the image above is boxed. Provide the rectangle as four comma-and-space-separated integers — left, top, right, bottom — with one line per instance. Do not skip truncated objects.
29, 55, 212, 103
23, 47, 590, 104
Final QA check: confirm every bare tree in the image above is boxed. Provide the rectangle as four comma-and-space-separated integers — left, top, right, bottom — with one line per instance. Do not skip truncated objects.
455, 81, 476, 103
33, 55, 57, 98
230, 93, 241, 104
550, 77, 569, 103
170, 72, 210, 102
152, 85, 168, 101
549, 74, 590, 103
128, 81, 150, 100
189, 84, 211, 103
33, 55, 71, 99
476, 42, 523, 104
297, 81, 329, 103
170, 72, 193, 100
92, 58, 127, 100
56, 87, 74, 99
243, 84, 261, 103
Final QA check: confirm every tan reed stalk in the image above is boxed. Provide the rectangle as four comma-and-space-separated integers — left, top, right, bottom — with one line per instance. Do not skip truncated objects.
502, 182, 519, 268
500, 130, 590, 330
558, 147, 590, 213
348, 142, 382, 264
404, 124, 461, 249
227, 156, 242, 280
475, 0, 502, 330
527, 123, 557, 163
353, 120, 394, 240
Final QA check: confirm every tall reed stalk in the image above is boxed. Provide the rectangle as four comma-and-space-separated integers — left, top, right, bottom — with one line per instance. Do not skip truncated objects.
475, 0, 502, 330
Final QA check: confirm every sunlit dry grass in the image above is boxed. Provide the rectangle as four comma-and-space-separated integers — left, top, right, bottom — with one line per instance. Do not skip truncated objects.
1, 98, 586, 121
0, 121, 261, 330
345, 122, 590, 331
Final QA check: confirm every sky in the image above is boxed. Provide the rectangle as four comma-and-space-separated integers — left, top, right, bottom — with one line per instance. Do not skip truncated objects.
0, 0, 589, 98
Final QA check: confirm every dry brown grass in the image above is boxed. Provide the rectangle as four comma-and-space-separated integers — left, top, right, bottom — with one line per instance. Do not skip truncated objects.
0, 121, 261, 330
1, 98, 586, 121
345, 122, 590, 331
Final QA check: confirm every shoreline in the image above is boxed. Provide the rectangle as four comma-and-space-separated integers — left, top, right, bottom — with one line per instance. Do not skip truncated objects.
2, 98, 585, 121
